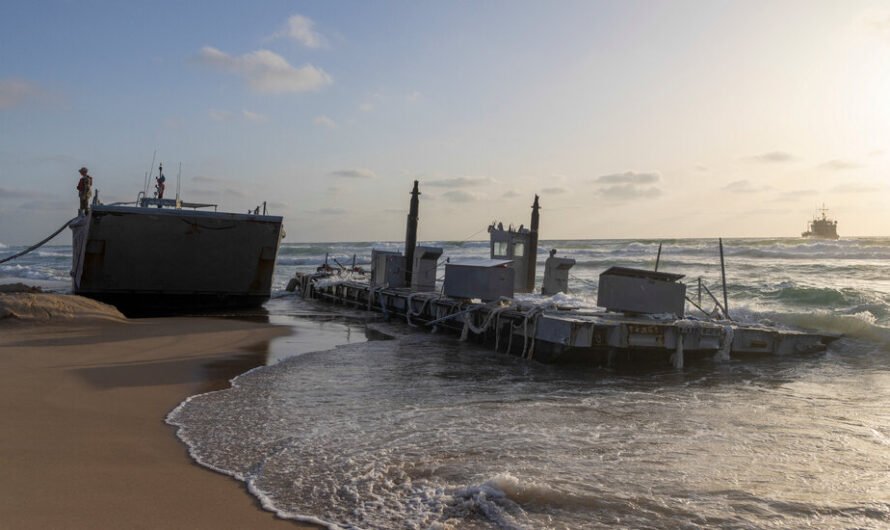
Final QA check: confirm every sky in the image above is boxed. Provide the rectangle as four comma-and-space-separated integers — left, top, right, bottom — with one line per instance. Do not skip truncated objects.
2, 0, 890, 244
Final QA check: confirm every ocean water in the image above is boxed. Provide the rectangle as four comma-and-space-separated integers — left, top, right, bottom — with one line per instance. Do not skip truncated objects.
4, 238, 890, 528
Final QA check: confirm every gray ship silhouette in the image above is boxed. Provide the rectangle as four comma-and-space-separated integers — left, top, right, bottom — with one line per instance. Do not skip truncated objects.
801, 204, 839, 240
70, 167, 283, 315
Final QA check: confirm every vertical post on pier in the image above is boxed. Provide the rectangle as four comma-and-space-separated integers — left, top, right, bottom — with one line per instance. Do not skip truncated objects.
719, 238, 729, 320
404, 180, 420, 286
655, 242, 663, 272
176, 162, 182, 208
698, 277, 702, 307
527, 195, 540, 293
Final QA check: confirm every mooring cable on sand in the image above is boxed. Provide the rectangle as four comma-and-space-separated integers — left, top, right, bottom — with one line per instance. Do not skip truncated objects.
0, 217, 78, 265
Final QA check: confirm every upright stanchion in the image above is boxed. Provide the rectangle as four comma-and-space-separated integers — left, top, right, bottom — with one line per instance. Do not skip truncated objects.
655, 242, 663, 271
404, 181, 420, 286
698, 277, 702, 307
719, 238, 729, 320
526, 195, 540, 292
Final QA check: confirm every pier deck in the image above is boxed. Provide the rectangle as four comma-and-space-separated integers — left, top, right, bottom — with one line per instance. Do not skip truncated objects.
289, 273, 838, 366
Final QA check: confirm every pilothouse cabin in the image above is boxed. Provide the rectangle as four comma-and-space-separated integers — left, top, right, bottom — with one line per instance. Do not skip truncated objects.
488, 195, 540, 293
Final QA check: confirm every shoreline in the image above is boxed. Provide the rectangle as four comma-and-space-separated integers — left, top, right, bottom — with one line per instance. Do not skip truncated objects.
0, 315, 321, 529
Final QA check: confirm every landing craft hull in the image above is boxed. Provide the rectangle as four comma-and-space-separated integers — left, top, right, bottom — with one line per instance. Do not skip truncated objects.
71, 205, 283, 315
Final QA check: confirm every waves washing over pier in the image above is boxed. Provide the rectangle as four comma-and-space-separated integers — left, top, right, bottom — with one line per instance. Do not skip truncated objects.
6, 238, 890, 528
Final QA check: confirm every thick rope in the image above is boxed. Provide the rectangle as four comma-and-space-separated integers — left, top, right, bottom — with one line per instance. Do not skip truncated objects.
714, 324, 734, 362
405, 292, 440, 327
0, 217, 78, 265
671, 333, 685, 369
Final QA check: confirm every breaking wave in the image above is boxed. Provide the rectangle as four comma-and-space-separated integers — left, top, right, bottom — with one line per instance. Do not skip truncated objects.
0, 263, 69, 281
169, 324, 890, 529
770, 310, 890, 344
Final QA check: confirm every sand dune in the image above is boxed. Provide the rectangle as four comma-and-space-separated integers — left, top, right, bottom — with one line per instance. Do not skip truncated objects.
0, 290, 126, 321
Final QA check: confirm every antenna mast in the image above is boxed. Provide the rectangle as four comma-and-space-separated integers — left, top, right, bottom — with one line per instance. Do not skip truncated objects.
143, 150, 156, 201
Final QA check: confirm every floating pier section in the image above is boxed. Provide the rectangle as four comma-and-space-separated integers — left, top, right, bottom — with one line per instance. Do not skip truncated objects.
288, 182, 839, 367
290, 274, 836, 366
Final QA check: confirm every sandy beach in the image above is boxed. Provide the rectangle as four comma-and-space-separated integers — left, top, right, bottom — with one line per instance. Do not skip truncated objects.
0, 311, 318, 529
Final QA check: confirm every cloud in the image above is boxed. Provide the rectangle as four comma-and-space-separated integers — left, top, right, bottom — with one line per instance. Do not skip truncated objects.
819, 159, 862, 170
313, 115, 337, 129
164, 116, 185, 129
502, 190, 521, 198
742, 208, 784, 216
772, 189, 818, 202
831, 182, 882, 193
745, 151, 796, 163
223, 188, 247, 198
541, 186, 567, 194
208, 109, 232, 122
0, 187, 55, 200
192, 175, 235, 184
857, 8, 890, 42
590, 171, 662, 201
271, 14, 325, 48
694, 164, 708, 172
358, 102, 375, 113
441, 190, 481, 203
869, 149, 884, 157
314, 207, 347, 215
28, 154, 80, 165
242, 110, 267, 123
722, 180, 770, 193
328, 168, 376, 179
195, 46, 332, 93
598, 184, 663, 201
426, 176, 495, 188
189, 187, 247, 199
592, 171, 660, 185
0, 78, 40, 110
406, 91, 422, 103
209, 108, 268, 123
16, 199, 70, 211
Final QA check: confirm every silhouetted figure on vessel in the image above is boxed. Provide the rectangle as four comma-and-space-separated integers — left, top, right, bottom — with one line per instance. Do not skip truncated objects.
76, 167, 92, 214
154, 164, 166, 208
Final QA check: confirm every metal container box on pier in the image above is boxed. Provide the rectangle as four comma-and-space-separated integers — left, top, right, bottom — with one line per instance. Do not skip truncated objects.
443, 259, 514, 301
542, 254, 575, 295
411, 246, 442, 292
371, 249, 406, 288
597, 266, 686, 316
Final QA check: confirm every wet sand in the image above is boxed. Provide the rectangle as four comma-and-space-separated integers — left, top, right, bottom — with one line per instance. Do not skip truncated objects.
0, 316, 319, 529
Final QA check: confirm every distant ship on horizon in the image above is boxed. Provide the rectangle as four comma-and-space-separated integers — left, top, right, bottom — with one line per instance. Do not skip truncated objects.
801, 204, 839, 240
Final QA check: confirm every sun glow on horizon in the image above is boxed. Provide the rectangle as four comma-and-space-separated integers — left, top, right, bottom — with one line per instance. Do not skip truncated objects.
2, 1, 890, 244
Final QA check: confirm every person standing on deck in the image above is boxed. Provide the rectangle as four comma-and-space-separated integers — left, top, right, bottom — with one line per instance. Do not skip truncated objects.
154, 164, 166, 208
76, 167, 92, 214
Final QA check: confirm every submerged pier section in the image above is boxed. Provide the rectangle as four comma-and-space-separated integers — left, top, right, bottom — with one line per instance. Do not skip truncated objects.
288, 182, 838, 367
290, 274, 834, 366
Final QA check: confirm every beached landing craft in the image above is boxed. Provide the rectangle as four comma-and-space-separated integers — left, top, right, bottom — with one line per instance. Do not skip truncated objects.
287, 182, 839, 367
68, 164, 284, 314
